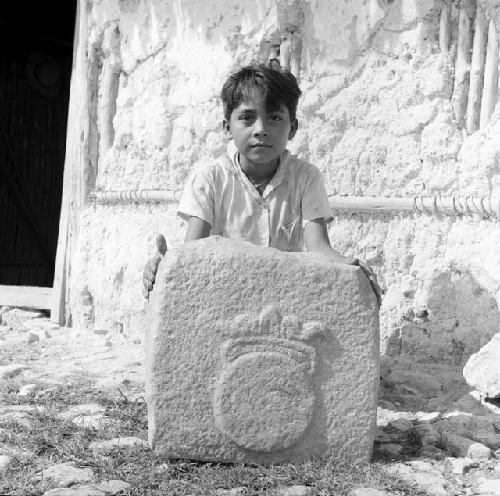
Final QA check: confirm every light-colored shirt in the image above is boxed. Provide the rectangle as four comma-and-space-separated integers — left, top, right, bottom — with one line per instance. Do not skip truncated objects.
177, 143, 332, 251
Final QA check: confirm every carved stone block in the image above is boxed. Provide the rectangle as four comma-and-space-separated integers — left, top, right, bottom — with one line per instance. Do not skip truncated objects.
146, 237, 379, 464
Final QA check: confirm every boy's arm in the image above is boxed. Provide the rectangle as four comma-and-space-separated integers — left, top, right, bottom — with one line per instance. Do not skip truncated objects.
184, 216, 211, 242
304, 218, 382, 306
304, 218, 353, 264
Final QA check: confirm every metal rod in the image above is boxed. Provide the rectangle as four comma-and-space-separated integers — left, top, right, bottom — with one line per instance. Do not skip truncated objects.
90, 190, 500, 219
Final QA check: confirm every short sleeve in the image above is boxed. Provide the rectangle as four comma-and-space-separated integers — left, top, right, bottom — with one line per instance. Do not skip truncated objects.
301, 165, 333, 225
177, 166, 214, 226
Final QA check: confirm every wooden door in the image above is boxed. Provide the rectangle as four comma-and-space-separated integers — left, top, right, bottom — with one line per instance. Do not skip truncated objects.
0, 32, 72, 289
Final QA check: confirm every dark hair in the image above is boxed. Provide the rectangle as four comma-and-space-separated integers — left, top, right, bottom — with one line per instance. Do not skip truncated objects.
221, 64, 302, 121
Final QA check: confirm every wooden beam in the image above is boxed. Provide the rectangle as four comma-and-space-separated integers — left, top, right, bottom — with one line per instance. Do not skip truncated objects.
452, 5, 473, 128
466, 5, 488, 134
480, 19, 499, 128
51, 0, 88, 324
439, 3, 451, 53
0, 285, 52, 310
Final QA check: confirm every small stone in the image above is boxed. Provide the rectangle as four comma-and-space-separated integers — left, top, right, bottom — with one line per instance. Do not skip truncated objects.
384, 462, 447, 496
2, 308, 44, 328
276, 485, 312, 496
414, 423, 441, 446
27, 332, 40, 344
476, 479, 500, 495
442, 410, 473, 419
388, 418, 413, 432
0, 411, 34, 429
42, 487, 103, 496
452, 392, 490, 416
441, 432, 491, 459
0, 454, 11, 472
409, 472, 447, 496
377, 443, 403, 456
385, 370, 441, 398
90, 436, 148, 454
350, 489, 394, 496
72, 414, 110, 429
418, 445, 447, 460
17, 383, 37, 397
377, 408, 416, 427
446, 457, 477, 475
216, 488, 246, 496
463, 333, 500, 398
28, 328, 51, 342
23, 318, 59, 331
58, 403, 106, 421
0, 363, 28, 379
468, 442, 492, 460
32, 463, 95, 487
375, 429, 401, 444
93, 480, 131, 494
415, 411, 441, 423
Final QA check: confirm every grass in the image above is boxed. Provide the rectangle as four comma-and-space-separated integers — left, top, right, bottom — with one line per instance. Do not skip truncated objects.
0, 376, 429, 496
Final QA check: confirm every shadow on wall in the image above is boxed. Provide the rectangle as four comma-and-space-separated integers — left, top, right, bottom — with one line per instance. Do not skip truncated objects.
384, 267, 500, 365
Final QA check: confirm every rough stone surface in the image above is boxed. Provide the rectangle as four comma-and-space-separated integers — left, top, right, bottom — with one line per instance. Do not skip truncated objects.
276, 486, 312, 496
385, 462, 448, 496
350, 489, 394, 496
415, 423, 441, 447
463, 333, 500, 398
384, 370, 441, 398
90, 437, 148, 454
32, 463, 95, 487
0, 454, 11, 472
436, 415, 500, 450
17, 383, 37, 397
58, 403, 106, 421
446, 457, 478, 475
43, 488, 104, 496
441, 433, 491, 460
68, 0, 500, 381
2, 308, 44, 328
377, 443, 403, 457
0, 363, 28, 380
146, 237, 379, 464
476, 479, 500, 496
215, 488, 246, 496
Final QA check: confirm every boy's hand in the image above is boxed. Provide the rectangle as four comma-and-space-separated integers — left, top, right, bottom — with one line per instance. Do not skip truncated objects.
143, 234, 167, 300
349, 258, 382, 308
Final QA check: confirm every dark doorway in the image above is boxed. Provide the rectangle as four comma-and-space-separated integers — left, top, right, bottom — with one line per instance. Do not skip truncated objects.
0, 3, 76, 287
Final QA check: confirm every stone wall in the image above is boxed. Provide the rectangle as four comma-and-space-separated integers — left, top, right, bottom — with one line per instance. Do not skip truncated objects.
71, 0, 500, 367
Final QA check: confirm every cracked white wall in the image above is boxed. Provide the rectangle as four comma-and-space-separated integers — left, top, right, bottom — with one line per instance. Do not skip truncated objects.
71, 0, 500, 366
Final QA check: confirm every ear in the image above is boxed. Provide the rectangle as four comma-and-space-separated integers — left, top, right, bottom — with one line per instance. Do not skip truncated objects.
288, 118, 298, 140
222, 119, 232, 139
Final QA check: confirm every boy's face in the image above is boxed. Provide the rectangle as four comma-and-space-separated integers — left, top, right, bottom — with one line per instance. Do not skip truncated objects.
223, 91, 298, 171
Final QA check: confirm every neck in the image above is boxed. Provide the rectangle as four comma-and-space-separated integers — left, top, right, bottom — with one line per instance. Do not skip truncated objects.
239, 155, 279, 182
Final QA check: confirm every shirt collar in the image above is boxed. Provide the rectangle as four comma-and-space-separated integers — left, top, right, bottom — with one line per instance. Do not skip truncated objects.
225, 141, 289, 198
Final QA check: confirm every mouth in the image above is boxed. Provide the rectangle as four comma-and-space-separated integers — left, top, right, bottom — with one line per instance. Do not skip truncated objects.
250, 144, 272, 148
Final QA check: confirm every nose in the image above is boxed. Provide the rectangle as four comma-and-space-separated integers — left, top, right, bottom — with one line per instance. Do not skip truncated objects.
252, 117, 269, 136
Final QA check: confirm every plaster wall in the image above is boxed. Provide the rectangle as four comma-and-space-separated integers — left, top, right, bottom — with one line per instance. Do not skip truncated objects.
71, 0, 500, 366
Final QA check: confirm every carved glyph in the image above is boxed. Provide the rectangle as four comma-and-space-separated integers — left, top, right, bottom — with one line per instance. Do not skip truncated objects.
213, 306, 324, 452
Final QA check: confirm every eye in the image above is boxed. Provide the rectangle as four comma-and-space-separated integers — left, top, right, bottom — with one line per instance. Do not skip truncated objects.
269, 113, 283, 121
238, 113, 254, 122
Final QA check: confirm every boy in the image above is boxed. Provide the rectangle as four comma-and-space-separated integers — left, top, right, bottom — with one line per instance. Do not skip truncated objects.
143, 64, 381, 304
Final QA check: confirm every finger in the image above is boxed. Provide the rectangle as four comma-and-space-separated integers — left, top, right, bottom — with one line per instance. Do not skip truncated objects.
143, 287, 149, 300
370, 280, 382, 307
156, 234, 167, 256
